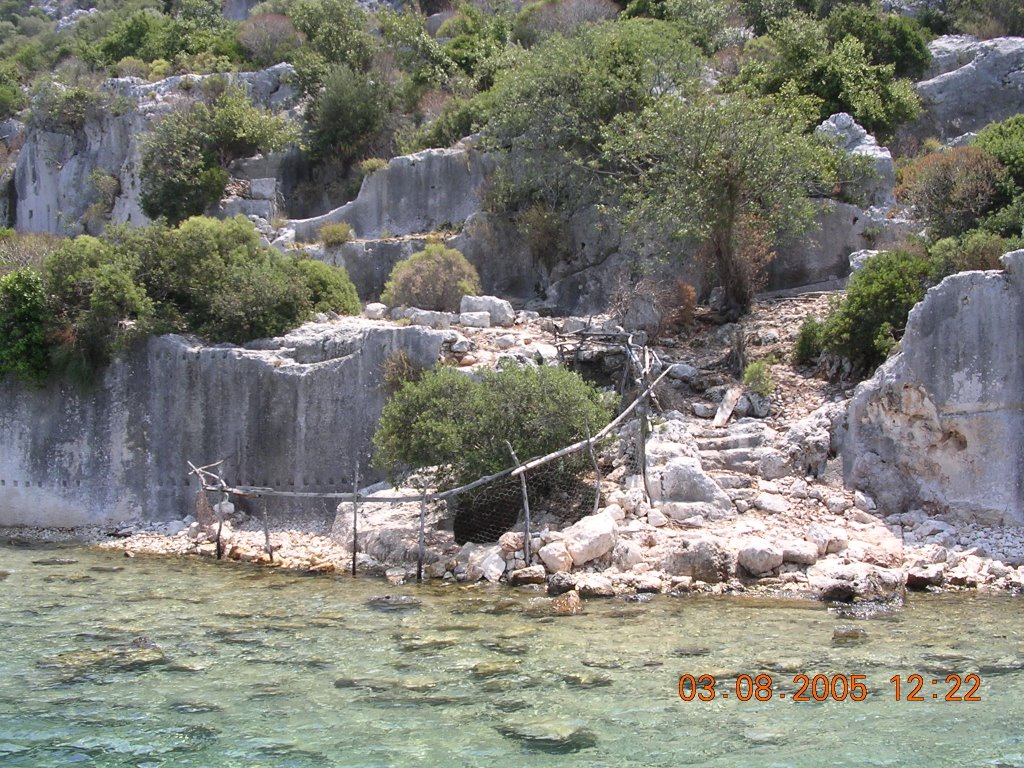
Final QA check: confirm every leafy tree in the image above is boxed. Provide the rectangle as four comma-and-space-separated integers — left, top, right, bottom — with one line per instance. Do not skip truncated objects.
43, 235, 154, 379
0, 60, 24, 119
373, 362, 613, 487
237, 13, 304, 67
823, 5, 931, 79
380, 243, 481, 312
605, 92, 838, 311
439, 3, 513, 85
734, 12, 920, 136
97, 10, 167, 64
289, 0, 374, 73
512, 0, 619, 48
483, 19, 704, 214
378, 8, 456, 88
0, 269, 53, 383
740, 0, 796, 35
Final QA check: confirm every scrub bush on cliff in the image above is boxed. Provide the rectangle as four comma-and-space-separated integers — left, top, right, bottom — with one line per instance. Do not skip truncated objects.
373, 362, 613, 488
140, 87, 298, 223
817, 250, 930, 373
380, 243, 480, 312
43, 236, 154, 381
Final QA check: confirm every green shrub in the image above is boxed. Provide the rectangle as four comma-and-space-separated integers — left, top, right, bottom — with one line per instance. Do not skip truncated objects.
319, 221, 353, 246
742, 359, 775, 396
0, 269, 53, 383
140, 87, 298, 223
358, 157, 388, 176
928, 230, 1024, 281
734, 13, 921, 137
793, 316, 824, 365
373, 362, 613, 487
43, 236, 154, 380
29, 82, 104, 133
973, 114, 1024, 191
380, 243, 481, 311
823, 5, 931, 79
897, 147, 1006, 239
294, 258, 360, 314
819, 250, 930, 373
0, 231, 62, 276
307, 64, 391, 162
137, 215, 310, 342
290, 0, 375, 73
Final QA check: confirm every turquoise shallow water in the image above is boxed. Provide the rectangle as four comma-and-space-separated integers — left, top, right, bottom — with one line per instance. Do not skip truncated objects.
0, 542, 1022, 768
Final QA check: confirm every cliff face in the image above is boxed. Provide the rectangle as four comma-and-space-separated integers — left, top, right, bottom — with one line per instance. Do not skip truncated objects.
11, 65, 298, 236
287, 140, 496, 243
842, 250, 1024, 525
909, 35, 1024, 142
0, 321, 444, 526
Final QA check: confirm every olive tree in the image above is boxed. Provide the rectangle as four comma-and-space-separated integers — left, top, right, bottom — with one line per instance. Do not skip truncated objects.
604, 92, 839, 311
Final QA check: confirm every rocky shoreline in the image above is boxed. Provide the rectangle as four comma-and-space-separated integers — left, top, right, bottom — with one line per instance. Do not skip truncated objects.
5, 294, 1024, 609
4, 466, 1022, 609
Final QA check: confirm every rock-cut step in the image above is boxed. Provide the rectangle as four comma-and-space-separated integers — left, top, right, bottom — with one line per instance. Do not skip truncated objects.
694, 431, 766, 453
698, 447, 763, 475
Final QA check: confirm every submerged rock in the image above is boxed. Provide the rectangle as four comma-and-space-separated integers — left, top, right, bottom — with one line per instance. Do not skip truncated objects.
551, 589, 583, 616
39, 636, 168, 678
496, 720, 598, 753
365, 595, 422, 611
31, 558, 78, 566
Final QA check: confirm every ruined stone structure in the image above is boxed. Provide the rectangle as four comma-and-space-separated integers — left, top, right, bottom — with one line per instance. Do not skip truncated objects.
842, 250, 1024, 525
0, 321, 443, 526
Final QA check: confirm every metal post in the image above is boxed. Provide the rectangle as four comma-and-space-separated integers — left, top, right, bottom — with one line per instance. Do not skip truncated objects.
417, 485, 426, 582
351, 459, 359, 577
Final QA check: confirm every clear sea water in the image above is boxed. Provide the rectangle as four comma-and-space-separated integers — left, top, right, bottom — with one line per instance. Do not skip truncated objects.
1, 542, 1022, 767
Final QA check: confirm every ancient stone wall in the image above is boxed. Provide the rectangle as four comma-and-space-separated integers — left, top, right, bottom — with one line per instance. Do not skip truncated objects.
842, 250, 1024, 525
0, 321, 444, 526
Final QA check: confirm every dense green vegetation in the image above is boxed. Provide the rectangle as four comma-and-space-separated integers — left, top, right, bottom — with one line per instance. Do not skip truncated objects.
798, 109, 1024, 376
373, 362, 613, 488
2, 0, 1020, 384
0, 216, 359, 384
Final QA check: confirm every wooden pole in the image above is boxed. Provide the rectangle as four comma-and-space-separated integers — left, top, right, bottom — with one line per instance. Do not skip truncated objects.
417, 485, 426, 582
585, 419, 601, 516
505, 442, 531, 565
261, 496, 273, 562
351, 460, 359, 578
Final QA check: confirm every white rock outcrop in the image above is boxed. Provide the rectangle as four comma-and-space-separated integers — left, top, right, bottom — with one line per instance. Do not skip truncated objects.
842, 250, 1024, 525
460, 295, 515, 327
13, 65, 298, 235
289, 139, 495, 242
816, 113, 896, 208
911, 35, 1024, 141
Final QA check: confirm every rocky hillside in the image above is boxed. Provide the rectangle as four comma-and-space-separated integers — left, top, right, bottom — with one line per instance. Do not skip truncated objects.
2, 1, 1024, 603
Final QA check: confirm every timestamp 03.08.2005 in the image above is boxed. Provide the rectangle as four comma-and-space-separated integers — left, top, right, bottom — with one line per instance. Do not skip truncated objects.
677, 673, 982, 703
